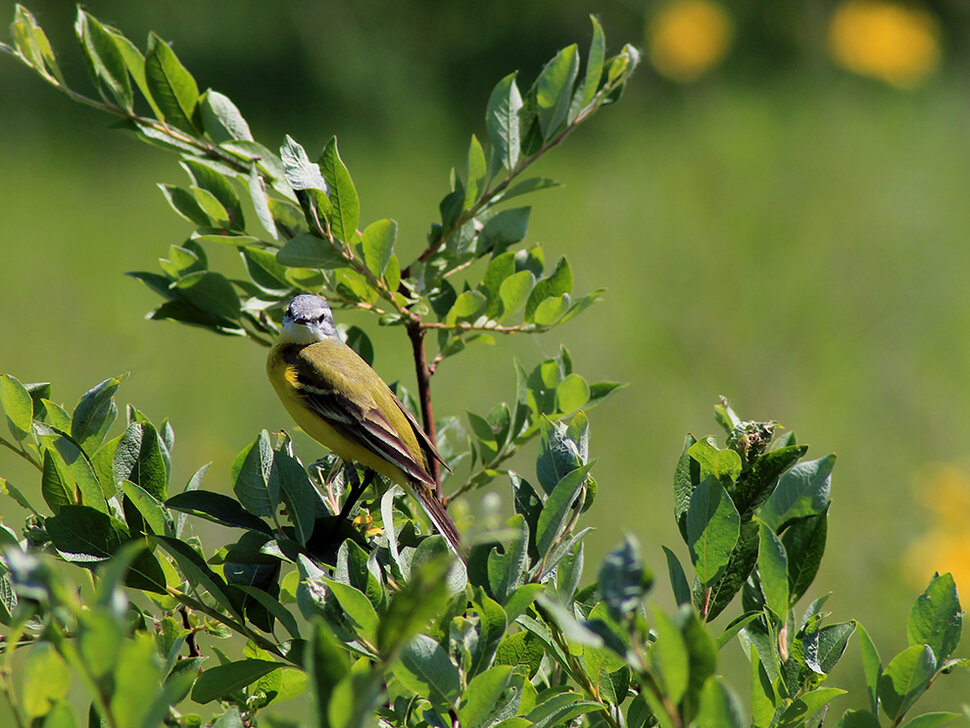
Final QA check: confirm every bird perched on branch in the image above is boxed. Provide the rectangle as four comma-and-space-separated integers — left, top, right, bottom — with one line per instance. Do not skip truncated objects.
267, 294, 463, 557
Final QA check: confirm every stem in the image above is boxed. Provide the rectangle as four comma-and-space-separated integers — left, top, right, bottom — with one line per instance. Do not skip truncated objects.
0, 436, 41, 470
699, 587, 712, 621
406, 321, 441, 496
178, 605, 203, 659
419, 320, 548, 334
400, 80, 621, 280
166, 588, 294, 665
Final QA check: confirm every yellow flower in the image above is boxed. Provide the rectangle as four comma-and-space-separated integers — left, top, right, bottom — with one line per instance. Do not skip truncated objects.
828, 1, 940, 88
903, 462, 970, 594
352, 513, 383, 538
647, 0, 733, 83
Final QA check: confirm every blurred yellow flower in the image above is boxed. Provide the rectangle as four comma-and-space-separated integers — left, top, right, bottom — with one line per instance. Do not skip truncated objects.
647, 0, 733, 83
903, 463, 970, 594
828, 1, 940, 88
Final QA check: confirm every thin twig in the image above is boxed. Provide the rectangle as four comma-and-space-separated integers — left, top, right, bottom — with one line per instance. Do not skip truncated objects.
0, 436, 41, 470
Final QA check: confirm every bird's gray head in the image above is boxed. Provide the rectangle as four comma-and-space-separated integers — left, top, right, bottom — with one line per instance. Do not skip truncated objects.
280, 294, 338, 344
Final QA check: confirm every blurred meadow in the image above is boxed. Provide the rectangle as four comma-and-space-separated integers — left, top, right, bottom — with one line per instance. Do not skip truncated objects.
3, 0, 970, 713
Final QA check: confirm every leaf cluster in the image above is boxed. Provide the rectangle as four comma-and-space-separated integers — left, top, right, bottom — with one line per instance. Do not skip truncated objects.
1, 6, 968, 728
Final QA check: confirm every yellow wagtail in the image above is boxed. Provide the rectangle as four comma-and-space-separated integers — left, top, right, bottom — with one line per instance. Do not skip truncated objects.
267, 294, 463, 556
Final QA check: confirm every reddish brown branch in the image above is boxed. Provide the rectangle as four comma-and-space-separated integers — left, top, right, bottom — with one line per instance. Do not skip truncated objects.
406, 320, 442, 496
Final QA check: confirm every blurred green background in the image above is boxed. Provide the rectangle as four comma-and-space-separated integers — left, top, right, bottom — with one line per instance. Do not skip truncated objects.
3, 0, 970, 715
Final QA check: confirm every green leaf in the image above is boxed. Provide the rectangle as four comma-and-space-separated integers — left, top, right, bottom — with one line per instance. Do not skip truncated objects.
191, 659, 282, 703
478, 207, 531, 257
78, 608, 123, 679
37, 427, 108, 513
362, 218, 396, 278
663, 546, 692, 606
144, 32, 199, 133
761, 455, 834, 530
678, 607, 718, 724
686, 479, 741, 584
277, 232, 347, 269
582, 16, 606, 107
0, 374, 33, 441
155, 535, 242, 618
392, 633, 461, 708
777, 687, 847, 727
182, 160, 245, 230
159, 184, 211, 227
599, 534, 650, 620
248, 167, 278, 239
469, 590, 508, 675
695, 677, 745, 728
465, 133, 488, 207
241, 246, 291, 294
536, 44, 580, 138
651, 606, 690, 704
47, 506, 166, 593
805, 621, 856, 675
689, 440, 743, 483
555, 374, 589, 413
166, 489, 271, 534
498, 269, 536, 321
525, 257, 572, 321
71, 376, 122, 457
174, 271, 241, 321
458, 665, 515, 728
199, 89, 253, 143
10, 6, 62, 84
878, 644, 936, 722
327, 669, 384, 728
498, 176, 561, 202
782, 511, 827, 605
233, 431, 279, 517
757, 521, 788, 619
899, 712, 963, 728
486, 73, 523, 172
323, 578, 379, 645
119, 480, 169, 537
379, 548, 457, 656
856, 621, 882, 713
907, 572, 962, 664
532, 295, 570, 326
487, 514, 530, 603
448, 290, 488, 323
523, 690, 604, 728
274, 450, 316, 546
75, 9, 132, 110
319, 137, 359, 243
494, 630, 545, 678
535, 462, 594, 558
114, 422, 168, 500
281, 135, 329, 206
42, 448, 76, 514
22, 644, 69, 718
307, 618, 350, 727
836, 710, 883, 728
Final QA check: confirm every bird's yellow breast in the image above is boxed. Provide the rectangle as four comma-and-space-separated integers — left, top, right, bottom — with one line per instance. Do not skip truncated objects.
266, 342, 413, 485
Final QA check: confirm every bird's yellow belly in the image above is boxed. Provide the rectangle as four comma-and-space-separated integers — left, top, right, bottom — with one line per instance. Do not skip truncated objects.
267, 357, 408, 485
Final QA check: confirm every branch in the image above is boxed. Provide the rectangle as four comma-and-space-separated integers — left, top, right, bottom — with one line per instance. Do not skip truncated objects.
400, 76, 625, 280
406, 321, 441, 496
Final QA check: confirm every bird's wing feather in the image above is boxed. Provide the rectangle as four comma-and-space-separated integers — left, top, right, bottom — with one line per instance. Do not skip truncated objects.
291, 344, 436, 487
390, 394, 451, 471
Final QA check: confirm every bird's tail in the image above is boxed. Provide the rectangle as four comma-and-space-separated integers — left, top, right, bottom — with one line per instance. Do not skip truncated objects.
409, 483, 465, 562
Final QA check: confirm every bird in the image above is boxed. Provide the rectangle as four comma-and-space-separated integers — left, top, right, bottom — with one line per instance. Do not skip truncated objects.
266, 293, 463, 557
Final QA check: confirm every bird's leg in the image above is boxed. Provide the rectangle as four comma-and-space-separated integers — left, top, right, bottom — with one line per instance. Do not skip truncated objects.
337, 467, 375, 523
